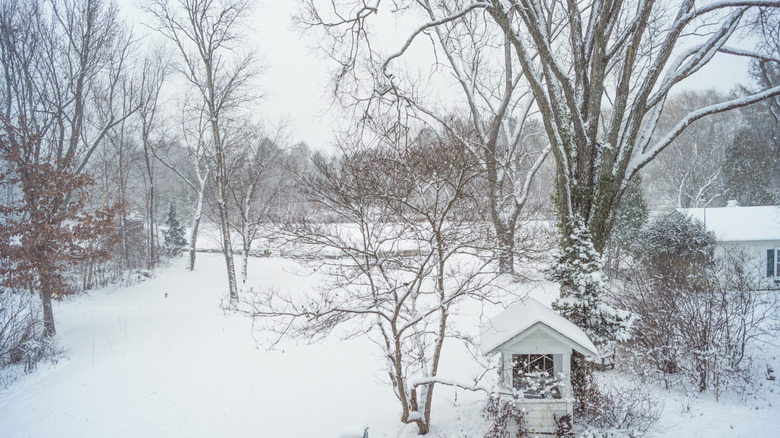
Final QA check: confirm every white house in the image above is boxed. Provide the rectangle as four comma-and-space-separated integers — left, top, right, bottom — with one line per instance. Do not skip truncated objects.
679, 205, 780, 289
481, 297, 598, 435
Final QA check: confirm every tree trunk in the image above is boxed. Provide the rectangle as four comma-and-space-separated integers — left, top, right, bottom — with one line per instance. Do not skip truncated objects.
240, 190, 252, 284
40, 284, 56, 337
188, 171, 208, 271
143, 137, 157, 270
211, 126, 239, 301
420, 247, 449, 434
484, 137, 523, 274
496, 228, 515, 274
216, 175, 238, 302
241, 240, 249, 284
415, 417, 429, 435
82, 253, 95, 291
118, 144, 129, 268
147, 185, 156, 270
188, 198, 202, 271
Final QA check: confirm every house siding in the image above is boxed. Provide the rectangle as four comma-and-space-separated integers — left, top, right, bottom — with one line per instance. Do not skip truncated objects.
718, 240, 780, 290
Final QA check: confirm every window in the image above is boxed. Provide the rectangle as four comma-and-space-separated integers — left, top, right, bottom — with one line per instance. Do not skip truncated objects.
768, 249, 780, 279
775, 248, 780, 278
511, 354, 561, 399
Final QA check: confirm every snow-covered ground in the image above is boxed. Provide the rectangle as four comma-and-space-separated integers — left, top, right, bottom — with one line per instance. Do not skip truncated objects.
1, 254, 779, 437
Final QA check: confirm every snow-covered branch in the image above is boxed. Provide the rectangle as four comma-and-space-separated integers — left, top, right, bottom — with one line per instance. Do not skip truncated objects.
633, 85, 780, 174
409, 376, 500, 395
381, 2, 487, 77
719, 46, 780, 63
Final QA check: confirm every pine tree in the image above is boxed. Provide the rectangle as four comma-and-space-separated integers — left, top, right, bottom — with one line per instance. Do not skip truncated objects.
163, 203, 187, 258
546, 218, 634, 415
721, 127, 779, 206
547, 218, 634, 345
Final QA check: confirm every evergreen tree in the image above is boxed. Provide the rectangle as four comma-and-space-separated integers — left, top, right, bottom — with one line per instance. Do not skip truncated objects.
163, 203, 187, 258
546, 218, 634, 415
547, 218, 634, 346
721, 127, 779, 206
722, 32, 780, 207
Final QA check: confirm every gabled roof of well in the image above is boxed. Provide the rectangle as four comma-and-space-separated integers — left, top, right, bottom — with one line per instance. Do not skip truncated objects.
480, 297, 598, 357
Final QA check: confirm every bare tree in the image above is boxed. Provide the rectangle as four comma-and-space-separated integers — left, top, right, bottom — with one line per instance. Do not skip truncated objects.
300, 0, 551, 274
138, 49, 170, 270
483, 0, 780, 252
643, 90, 740, 209
250, 125, 503, 435
153, 101, 213, 271
103, 79, 143, 270
145, 0, 259, 301
224, 122, 286, 283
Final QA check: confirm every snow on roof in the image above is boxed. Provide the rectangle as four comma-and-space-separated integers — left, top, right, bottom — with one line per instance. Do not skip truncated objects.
678, 206, 780, 242
480, 297, 598, 357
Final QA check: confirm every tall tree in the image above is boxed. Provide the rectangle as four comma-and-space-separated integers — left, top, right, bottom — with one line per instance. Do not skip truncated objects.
0, 0, 135, 335
146, 0, 259, 301
722, 9, 780, 206
104, 80, 142, 269
153, 101, 214, 271
300, 0, 780, 342
0, 133, 118, 336
138, 50, 170, 271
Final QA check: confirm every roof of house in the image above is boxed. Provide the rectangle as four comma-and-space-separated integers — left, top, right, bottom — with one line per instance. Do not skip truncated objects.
480, 297, 598, 357
679, 206, 780, 242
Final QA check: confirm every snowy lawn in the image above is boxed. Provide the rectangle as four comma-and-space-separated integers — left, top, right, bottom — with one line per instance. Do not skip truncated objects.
1, 254, 779, 437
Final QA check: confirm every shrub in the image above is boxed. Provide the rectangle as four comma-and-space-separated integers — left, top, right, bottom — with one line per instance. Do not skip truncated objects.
0, 292, 55, 372
483, 394, 527, 438
615, 214, 777, 396
640, 211, 715, 284
575, 371, 662, 437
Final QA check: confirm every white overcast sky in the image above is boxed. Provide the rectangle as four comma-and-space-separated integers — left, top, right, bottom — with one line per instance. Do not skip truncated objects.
249, 2, 335, 149
125, 1, 754, 151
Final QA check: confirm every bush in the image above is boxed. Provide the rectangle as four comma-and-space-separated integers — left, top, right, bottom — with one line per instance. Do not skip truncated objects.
578, 428, 640, 438
575, 370, 662, 437
615, 214, 777, 396
640, 211, 716, 283
483, 394, 527, 438
0, 292, 54, 372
